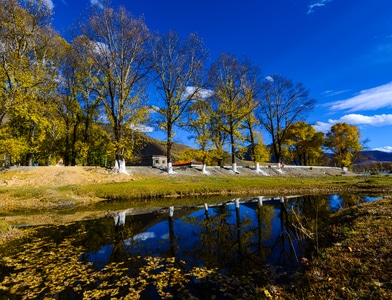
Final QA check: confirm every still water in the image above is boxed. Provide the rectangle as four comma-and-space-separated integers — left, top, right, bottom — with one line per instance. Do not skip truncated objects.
0, 194, 382, 299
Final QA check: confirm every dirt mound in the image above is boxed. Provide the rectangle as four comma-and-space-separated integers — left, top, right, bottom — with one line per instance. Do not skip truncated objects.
0, 166, 132, 187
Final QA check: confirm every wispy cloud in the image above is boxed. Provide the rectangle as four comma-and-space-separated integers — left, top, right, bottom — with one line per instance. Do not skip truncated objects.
307, 0, 332, 14
313, 113, 392, 132
326, 82, 392, 112
322, 89, 350, 97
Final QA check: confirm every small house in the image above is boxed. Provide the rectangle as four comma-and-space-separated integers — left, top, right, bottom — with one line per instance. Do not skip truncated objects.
141, 155, 167, 168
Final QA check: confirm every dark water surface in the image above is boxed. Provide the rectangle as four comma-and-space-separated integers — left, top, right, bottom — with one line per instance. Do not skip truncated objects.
0, 194, 382, 299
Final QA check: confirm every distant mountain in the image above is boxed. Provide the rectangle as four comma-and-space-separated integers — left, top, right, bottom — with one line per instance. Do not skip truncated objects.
134, 133, 193, 161
356, 150, 392, 163
134, 133, 249, 166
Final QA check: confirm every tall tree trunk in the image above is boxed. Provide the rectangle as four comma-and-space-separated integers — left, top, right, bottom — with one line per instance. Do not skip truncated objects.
230, 127, 238, 173
166, 122, 174, 174
71, 123, 78, 166
114, 122, 129, 175
201, 144, 209, 175
248, 125, 260, 172
272, 135, 280, 163
83, 117, 90, 166
64, 120, 70, 166
26, 122, 37, 166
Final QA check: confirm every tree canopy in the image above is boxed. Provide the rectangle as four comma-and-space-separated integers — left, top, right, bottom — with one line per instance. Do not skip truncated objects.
283, 121, 325, 166
325, 122, 363, 168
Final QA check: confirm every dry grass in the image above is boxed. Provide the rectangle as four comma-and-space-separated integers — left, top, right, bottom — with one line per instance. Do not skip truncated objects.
284, 197, 392, 299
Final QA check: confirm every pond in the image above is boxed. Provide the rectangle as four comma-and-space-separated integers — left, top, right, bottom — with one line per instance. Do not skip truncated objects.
0, 194, 382, 299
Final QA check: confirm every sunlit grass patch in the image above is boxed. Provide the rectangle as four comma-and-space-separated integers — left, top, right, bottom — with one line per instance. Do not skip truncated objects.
76, 175, 370, 201
0, 220, 10, 235
0, 220, 22, 245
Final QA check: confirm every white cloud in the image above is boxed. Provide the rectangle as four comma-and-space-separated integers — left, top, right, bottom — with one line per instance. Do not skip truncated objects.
149, 105, 160, 113
340, 114, 392, 126
91, 41, 109, 56
40, 0, 54, 10
90, 0, 103, 9
373, 146, 392, 153
307, 0, 332, 14
312, 121, 332, 132
184, 86, 214, 100
327, 82, 392, 112
130, 124, 154, 133
313, 113, 392, 132
265, 76, 274, 82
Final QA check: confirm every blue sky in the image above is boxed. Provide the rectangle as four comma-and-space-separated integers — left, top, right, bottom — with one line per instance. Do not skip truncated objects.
46, 0, 392, 152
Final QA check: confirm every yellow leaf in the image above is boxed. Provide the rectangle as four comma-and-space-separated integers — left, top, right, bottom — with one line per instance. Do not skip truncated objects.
264, 289, 272, 298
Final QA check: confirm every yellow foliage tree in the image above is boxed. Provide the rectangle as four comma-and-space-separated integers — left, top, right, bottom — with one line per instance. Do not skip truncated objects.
151, 31, 207, 173
325, 122, 363, 168
208, 54, 261, 173
0, 0, 61, 165
283, 121, 325, 166
79, 6, 151, 173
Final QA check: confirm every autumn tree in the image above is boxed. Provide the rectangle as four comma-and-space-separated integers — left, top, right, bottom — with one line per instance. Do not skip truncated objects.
151, 31, 208, 173
0, 0, 61, 165
182, 91, 214, 174
258, 74, 316, 163
79, 5, 151, 174
325, 122, 363, 168
242, 88, 270, 172
55, 34, 105, 166
283, 121, 324, 166
55, 39, 82, 166
208, 53, 261, 173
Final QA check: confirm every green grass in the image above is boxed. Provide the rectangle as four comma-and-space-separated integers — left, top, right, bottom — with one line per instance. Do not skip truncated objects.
11, 188, 47, 199
77, 175, 392, 201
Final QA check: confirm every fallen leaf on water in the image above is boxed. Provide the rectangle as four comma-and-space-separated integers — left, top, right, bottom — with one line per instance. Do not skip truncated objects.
264, 289, 272, 298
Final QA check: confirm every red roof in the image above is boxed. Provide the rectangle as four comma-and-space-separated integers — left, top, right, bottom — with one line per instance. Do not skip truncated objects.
172, 161, 202, 166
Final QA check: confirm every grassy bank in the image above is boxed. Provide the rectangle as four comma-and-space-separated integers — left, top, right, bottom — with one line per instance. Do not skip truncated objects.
0, 174, 391, 213
281, 197, 392, 299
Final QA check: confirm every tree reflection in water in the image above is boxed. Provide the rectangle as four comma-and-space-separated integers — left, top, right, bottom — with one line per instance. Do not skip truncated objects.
0, 194, 382, 299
